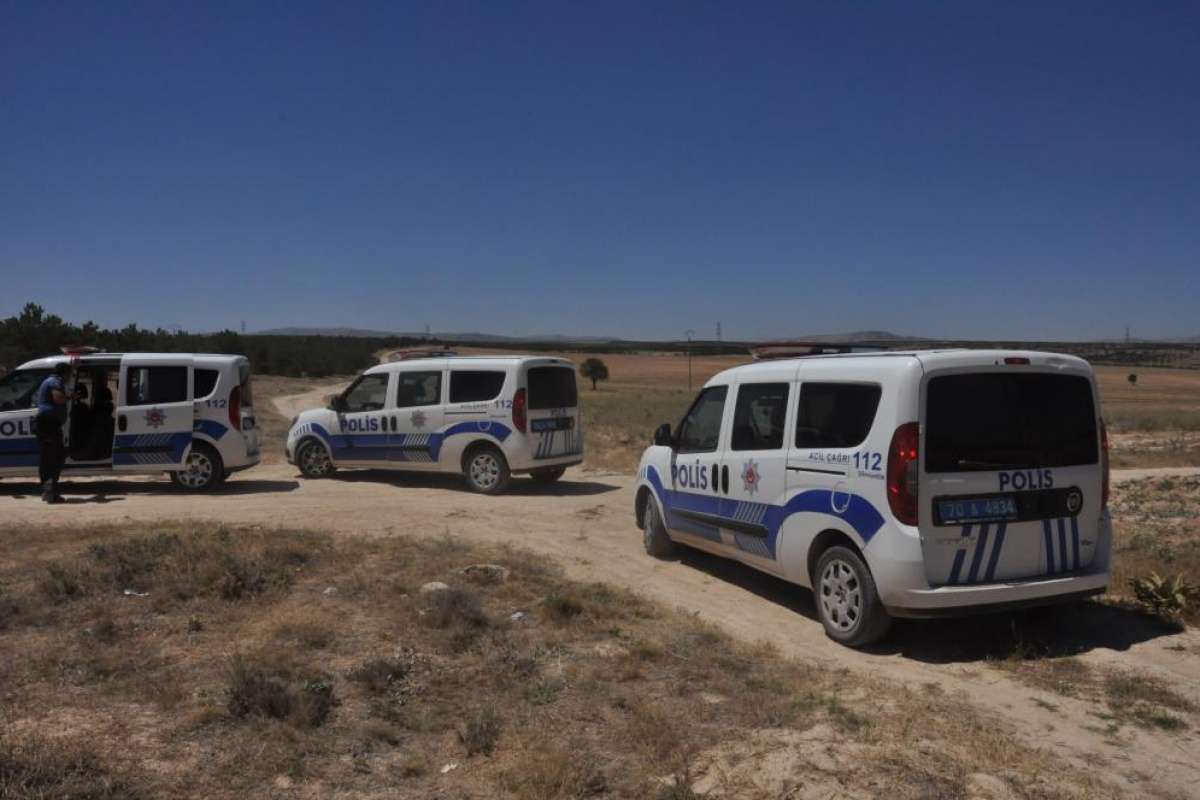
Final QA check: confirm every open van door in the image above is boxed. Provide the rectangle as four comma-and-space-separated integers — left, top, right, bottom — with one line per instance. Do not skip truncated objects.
113, 356, 194, 470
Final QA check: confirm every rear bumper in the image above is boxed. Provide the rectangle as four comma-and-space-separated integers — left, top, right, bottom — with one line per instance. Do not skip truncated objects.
885, 572, 1109, 618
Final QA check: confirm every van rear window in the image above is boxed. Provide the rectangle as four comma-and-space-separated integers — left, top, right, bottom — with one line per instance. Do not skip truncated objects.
527, 367, 577, 410
925, 373, 1098, 473
194, 369, 219, 399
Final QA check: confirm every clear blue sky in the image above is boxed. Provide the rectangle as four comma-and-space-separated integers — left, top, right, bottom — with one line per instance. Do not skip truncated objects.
2, 2, 1197, 341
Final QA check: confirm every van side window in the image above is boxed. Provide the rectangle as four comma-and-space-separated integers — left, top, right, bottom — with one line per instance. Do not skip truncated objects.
125, 366, 189, 406
676, 386, 728, 454
731, 383, 789, 451
449, 371, 505, 403
795, 383, 881, 448
396, 371, 441, 408
194, 369, 219, 399
342, 374, 389, 412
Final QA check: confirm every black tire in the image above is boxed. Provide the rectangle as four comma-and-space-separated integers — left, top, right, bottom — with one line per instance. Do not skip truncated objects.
813, 546, 891, 647
641, 497, 675, 558
463, 444, 510, 494
297, 439, 336, 479
529, 467, 567, 484
169, 443, 224, 492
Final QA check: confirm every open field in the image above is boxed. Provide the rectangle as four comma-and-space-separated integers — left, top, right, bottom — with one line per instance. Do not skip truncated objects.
0, 521, 1125, 799
5, 355, 1198, 798
2, 463, 1199, 798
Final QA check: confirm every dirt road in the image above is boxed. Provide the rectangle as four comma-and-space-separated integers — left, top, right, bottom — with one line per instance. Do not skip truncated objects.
3, 457, 1199, 795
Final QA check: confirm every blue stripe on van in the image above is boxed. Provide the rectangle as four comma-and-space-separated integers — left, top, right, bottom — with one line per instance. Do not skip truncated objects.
644, 466, 885, 560
1043, 519, 1055, 574
983, 523, 1008, 582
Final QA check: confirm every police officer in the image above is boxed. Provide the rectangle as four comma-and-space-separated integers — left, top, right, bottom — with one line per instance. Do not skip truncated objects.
33, 363, 70, 503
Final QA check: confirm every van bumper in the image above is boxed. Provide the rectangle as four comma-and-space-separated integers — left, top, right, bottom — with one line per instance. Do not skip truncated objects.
883, 571, 1109, 618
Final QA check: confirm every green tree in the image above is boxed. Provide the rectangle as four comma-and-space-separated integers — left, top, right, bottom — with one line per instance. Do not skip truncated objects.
579, 357, 609, 390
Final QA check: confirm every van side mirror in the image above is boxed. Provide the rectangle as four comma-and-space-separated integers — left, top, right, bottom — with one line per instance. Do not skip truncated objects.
653, 423, 674, 448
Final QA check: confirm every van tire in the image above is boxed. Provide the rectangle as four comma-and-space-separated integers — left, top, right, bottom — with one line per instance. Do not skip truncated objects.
463, 444, 510, 494
529, 467, 566, 484
813, 546, 891, 647
297, 440, 336, 479
170, 443, 224, 492
642, 499, 675, 558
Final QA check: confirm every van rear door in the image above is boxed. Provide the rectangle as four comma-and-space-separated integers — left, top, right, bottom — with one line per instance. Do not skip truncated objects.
919, 368, 1102, 586
524, 364, 582, 460
114, 356, 194, 470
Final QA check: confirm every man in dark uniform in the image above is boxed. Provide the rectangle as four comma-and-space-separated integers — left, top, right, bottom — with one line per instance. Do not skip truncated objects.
34, 363, 70, 503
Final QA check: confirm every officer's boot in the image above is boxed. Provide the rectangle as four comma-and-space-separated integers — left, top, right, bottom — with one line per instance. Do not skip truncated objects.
43, 480, 64, 504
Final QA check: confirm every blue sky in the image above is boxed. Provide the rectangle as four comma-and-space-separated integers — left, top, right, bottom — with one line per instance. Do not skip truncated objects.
2, 2, 1197, 341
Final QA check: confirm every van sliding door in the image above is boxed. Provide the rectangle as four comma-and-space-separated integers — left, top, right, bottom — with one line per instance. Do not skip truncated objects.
114, 357, 194, 471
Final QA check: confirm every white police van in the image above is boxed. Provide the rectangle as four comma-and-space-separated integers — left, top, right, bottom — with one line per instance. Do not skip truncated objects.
286, 356, 583, 493
0, 350, 260, 491
634, 349, 1111, 646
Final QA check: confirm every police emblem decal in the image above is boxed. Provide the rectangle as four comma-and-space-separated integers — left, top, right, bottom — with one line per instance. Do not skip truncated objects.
144, 408, 166, 429
741, 459, 760, 495
410, 409, 426, 429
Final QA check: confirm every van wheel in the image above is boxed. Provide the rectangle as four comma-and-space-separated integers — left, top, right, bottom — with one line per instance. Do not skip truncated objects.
463, 445, 510, 494
814, 546, 891, 647
170, 443, 224, 492
529, 467, 566, 484
642, 498, 675, 558
297, 440, 336, 479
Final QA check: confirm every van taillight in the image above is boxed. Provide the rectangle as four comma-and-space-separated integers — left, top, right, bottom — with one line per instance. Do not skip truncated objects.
229, 385, 242, 431
887, 422, 920, 525
1101, 418, 1110, 508
512, 388, 527, 433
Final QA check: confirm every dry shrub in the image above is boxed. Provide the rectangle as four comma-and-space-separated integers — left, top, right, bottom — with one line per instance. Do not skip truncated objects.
423, 588, 488, 630
224, 656, 336, 728
348, 657, 410, 694
500, 737, 586, 800
457, 706, 502, 757
0, 734, 143, 799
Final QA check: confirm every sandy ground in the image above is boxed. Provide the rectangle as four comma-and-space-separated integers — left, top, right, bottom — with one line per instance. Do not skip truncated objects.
3, 372, 1198, 795
3, 456, 1200, 796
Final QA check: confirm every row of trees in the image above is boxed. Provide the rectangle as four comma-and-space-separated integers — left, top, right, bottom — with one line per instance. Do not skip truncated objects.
0, 304, 414, 378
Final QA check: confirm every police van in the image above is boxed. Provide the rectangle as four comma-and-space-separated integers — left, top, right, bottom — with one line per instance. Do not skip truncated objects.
286, 355, 583, 493
0, 350, 260, 490
634, 349, 1111, 646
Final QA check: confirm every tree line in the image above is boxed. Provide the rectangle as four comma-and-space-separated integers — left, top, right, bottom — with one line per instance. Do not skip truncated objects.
0, 304, 423, 378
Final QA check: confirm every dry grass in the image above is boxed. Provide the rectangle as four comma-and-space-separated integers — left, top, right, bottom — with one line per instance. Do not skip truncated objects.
0, 520, 1119, 799
995, 654, 1196, 734
1108, 476, 1200, 624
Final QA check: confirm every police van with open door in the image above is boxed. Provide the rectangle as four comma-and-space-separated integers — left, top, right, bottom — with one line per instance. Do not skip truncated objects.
286, 355, 583, 493
634, 348, 1111, 646
0, 349, 260, 490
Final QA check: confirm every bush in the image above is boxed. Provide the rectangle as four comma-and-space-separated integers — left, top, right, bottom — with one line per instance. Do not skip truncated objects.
423, 588, 488, 630
458, 707, 502, 757
1130, 572, 1198, 619
225, 657, 336, 728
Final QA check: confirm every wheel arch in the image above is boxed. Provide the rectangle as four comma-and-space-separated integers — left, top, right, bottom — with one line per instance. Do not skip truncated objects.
807, 528, 868, 585
297, 434, 334, 461
459, 437, 505, 470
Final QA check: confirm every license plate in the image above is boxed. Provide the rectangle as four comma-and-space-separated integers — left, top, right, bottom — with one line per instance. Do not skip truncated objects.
936, 495, 1019, 525
531, 417, 573, 432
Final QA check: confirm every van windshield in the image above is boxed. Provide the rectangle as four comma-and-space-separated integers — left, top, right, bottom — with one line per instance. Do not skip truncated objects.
925, 373, 1098, 473
527, 366, 577, 410
0, 369, 50, 411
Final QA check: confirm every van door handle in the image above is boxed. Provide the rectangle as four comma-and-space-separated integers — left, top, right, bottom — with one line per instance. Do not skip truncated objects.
722, 465, 729, 494
118, 414, 127, 432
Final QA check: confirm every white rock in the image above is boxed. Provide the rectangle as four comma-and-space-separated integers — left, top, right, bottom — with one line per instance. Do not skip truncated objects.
420, 581, 451, 594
